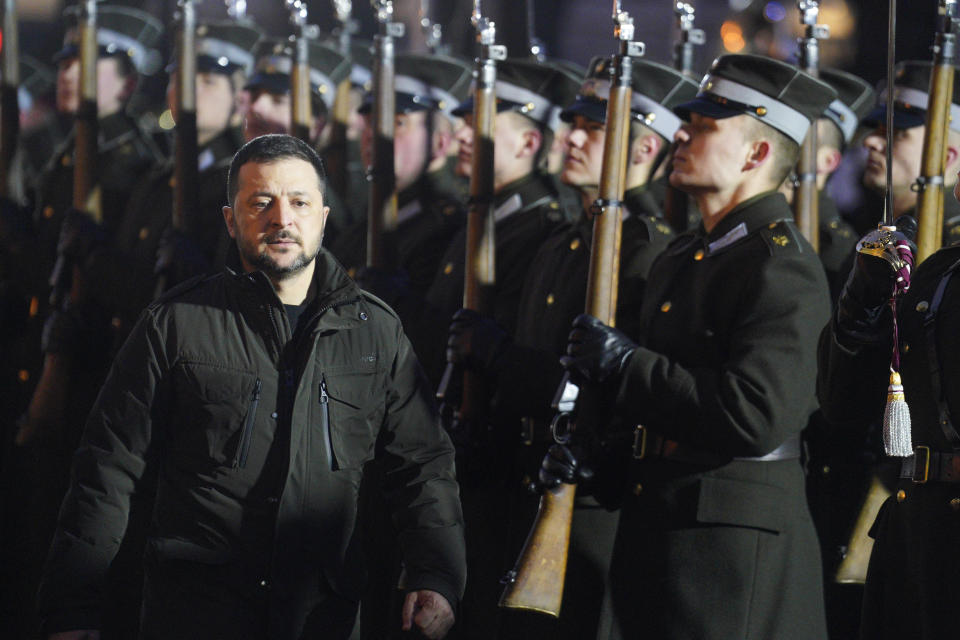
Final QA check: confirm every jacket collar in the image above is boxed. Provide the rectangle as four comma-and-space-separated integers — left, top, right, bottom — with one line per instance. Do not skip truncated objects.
703, 191, 791, 246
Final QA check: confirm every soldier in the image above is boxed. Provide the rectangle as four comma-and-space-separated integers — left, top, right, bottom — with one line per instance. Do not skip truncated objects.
444, 59, 695, 639
861, 61, 960, 245
545, 54, 835, 638
816, 195, 959, 637
418, 58, 580, 384
83, 20, 262, 339
328, 54, 471, 296
242, 38, 352, 242
782, 68, 876, 302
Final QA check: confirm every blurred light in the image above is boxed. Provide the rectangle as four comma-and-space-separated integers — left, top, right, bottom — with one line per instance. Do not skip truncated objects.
158, 109, 176, 130
721, 21, 746, 53
729, 0, 753, 10
822, 2, 855, 39
764, 2, 787, 22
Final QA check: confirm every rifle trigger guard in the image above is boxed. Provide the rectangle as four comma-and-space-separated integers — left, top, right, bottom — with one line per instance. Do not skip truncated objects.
551, 412, 574, 444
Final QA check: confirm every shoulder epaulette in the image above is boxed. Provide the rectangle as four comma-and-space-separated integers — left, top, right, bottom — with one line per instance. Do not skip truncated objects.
759, 219, 804, 255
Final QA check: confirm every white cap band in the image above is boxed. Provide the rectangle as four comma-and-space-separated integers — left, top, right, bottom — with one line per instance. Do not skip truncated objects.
700, 75, 811, 144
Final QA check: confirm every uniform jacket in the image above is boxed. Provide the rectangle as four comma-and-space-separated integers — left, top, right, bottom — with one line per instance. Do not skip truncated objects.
604, 192, 829, 639
818, 242, 960, 640
818, 189, 857, 304
38, 250, 467, 639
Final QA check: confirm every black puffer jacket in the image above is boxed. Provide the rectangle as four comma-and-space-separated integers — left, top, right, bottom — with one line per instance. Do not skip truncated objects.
38, 250, 466, 638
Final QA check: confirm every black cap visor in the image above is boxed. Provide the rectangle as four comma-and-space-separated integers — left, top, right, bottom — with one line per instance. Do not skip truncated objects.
452, 96, 529, 118
672, 95, 745, 121
862, 103, 926, 130
358, 92, 435, 115
245, 72, 290, 95
559, 96, 607, 124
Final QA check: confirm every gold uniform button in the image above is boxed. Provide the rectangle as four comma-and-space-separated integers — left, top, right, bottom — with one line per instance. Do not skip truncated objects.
546, 293, 555, 305
633, 483, 643, 496
61, 155, 71, 167
569, 238, 581, 251
896, 489, 907, 503
768, 222, 777, 229
916, 301, 930, 313
18, 369, 29, 382
693, 249, 704, 261
168, 176, 176, 188
111, 317, 122, 329
29, 296, 39, 318
756, 106, 768, 116
951, 498, 960, 511
904, 343, 910, 353
443, 262, 454, 275
660, 301, 672, 313
43, 206, 55, 219
347, 267, 356, 278
139, 227, 150, 240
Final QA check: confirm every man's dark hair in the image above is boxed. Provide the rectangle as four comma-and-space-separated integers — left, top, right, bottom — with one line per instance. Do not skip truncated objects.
227, 133, 327, 206
744, 116, 801, 188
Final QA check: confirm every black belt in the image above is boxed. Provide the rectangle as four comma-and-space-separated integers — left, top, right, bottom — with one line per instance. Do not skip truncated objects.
633, 426, 801, 464
899, 446, 960, 483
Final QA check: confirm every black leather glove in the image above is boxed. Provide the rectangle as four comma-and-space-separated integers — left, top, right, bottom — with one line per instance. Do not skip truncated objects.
155, 227, 210, 285
538, 443, 594, 491
561, 313, 637, 384
56, 208, 104, 262
446, 308, 509, 372
0, 195, 30, 244
837, 215, 917, 341
354, 266, 411, 306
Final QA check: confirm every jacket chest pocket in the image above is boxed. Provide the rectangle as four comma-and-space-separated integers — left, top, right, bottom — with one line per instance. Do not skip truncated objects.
169, 362, 260, 470
321, 369, 385, 470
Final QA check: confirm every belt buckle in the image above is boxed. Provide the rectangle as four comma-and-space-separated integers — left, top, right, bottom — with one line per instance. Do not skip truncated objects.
633, 425, 647, 460
913, 445, 931, 484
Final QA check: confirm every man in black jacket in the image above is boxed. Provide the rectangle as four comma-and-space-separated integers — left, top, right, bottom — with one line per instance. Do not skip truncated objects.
38, 134, 466, 640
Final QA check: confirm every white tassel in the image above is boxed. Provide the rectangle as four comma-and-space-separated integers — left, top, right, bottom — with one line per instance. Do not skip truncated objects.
883, 371, 913, 457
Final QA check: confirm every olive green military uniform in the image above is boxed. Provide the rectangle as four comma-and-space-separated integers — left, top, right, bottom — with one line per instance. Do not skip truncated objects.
818, 240, 960, 640
601, 192, 828, 639
818, 189, 858, 303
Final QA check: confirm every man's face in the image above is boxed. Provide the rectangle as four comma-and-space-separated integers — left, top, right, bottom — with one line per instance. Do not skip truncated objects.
244, 87, 292, 141
562, 114, 606, 189
56, 56, 130, 117
455, 111, 538, 188
670, 113, 755, 193
548, 121, 571, 175
862, 124, 925, 197
223, 157, 329, 280
360, 109, 431, 193
167, 71, 235, 140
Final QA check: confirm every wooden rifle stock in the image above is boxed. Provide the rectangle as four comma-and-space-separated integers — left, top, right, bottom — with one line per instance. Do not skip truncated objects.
366, 1, 401, 269
915, 0, 957, 263
834, 474, 891, 584
0, 0, 19, 200
73, 0, 99, 216
500, 17, 639, 614
288, 1, 313, 145
793, 1, 828, 251
325, 3, 355, 198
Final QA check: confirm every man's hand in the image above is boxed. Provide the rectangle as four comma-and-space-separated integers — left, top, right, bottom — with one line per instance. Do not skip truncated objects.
401, 589, 455, 639
446, 308, 508, 372
49, 631, 100, 640
561, 314, 637, 384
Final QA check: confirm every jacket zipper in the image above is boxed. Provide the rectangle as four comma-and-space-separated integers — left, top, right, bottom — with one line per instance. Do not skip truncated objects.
320, 375, 338, 470
234, 378, 261, 469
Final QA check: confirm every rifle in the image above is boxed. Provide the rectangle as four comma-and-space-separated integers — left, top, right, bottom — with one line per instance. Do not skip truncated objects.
915, 0, 958, 263
525, 0, 546, 61
792, 1, 829, 251
434, 0, 505, 429
287, 1, 318, 145
366, 0, 403, 268
499, 2, 643, 616
154, 0, 199, 299
325, 0, 357, 198
0, 0, 19, 200
663, 1, 704, 232
420, 0, 447, 55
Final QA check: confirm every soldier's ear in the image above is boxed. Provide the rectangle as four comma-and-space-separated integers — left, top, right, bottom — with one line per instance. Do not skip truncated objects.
223, 205, 237, 238
743, 139, 772, 171
521, 127, 543, 158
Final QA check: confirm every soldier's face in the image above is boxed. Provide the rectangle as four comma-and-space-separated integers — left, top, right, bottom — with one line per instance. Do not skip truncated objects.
223, 157, 330, 280
670, 113, 756, 193
392, 110, 430, 192
56, 56, 131, 117
562, 114, 606, 189
167, 71, 235, 141
862, 124, 925, 197
548, 122, 571, 175
244, 88, 292, 141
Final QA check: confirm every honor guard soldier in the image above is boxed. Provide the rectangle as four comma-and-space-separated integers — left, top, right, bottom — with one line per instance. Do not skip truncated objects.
545, 54, 836, 638
783, 68, 876, 302
31, 4, 165, 299
331, 39, 375, 229
328, 54, 472, 296
242, 38, 352, 242
444, 60, 695, 640
88, 21, 262, 334
862, 61, 960, 245
417, 58, 580, 384
425, 54, 473, 211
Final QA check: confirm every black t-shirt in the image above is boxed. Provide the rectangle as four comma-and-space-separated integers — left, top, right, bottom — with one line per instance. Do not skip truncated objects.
284, 303, 308, 336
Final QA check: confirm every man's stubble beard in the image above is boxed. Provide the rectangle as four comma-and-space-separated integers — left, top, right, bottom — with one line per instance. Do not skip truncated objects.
241, 229, 324, 281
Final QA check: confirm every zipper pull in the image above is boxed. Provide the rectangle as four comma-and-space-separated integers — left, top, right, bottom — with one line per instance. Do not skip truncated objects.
252, 378, 262, 401
320, 376, 329, 404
